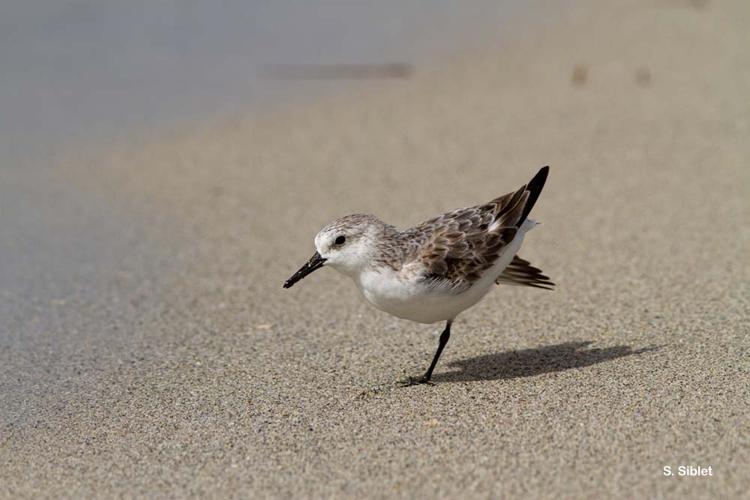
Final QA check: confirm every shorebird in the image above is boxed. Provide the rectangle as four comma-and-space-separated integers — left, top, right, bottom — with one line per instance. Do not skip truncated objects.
283, 166, 554, 384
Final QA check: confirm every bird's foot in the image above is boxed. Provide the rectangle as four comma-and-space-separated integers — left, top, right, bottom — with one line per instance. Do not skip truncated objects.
400, 375, 434, 387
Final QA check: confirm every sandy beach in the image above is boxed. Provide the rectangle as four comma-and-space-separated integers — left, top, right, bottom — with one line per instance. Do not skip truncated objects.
1, 0, 748, 497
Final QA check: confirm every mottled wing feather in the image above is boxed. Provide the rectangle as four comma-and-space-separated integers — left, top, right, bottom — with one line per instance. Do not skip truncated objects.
411, 185, 530, 289
376, 167, 550, 290
496, 256, 555, 290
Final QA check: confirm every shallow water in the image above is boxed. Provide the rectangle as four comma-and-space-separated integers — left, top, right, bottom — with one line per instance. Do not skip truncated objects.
0, 0, 529, 159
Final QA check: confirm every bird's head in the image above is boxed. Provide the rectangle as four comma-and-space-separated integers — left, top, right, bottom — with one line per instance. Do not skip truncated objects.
283, 214, 385, 288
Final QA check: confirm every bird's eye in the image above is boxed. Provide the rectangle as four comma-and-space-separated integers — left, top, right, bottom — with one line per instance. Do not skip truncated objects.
334, 235, 346, 245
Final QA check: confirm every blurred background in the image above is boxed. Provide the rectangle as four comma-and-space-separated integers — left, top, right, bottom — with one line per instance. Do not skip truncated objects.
0, 0, 532, 158
1, 1, 747, 498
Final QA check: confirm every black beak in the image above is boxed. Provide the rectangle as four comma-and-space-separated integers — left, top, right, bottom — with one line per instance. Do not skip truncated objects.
283, 251, 326, 288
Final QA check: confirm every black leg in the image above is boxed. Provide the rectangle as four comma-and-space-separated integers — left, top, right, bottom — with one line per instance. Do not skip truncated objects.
403, 320, 452, 386
422, 320, 452, 382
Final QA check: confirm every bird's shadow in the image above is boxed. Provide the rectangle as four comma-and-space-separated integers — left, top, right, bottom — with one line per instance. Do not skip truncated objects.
431, 341, 660, 383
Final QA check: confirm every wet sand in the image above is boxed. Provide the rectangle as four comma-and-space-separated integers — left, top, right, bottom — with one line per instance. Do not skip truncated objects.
2, 0, 749, 498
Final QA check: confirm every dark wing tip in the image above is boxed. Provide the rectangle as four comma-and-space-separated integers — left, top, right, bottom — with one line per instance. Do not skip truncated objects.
519, 166, 550, 225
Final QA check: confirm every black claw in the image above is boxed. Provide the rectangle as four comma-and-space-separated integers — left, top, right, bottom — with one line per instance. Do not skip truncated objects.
400, 375, 434, 387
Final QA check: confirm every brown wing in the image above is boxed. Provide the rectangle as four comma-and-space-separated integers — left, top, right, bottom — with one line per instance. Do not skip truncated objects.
411, 185, 530, 289
496, 255, 555, 290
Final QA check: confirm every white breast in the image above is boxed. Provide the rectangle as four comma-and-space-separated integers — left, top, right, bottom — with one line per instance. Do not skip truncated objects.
353, 221, 535, 324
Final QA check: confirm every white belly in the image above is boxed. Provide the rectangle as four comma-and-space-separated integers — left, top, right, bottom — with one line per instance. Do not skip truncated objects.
355, 224, 531, 324
358, 272, 493, 324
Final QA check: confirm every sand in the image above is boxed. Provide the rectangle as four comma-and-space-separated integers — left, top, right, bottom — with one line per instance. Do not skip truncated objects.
1, 0, 749, 498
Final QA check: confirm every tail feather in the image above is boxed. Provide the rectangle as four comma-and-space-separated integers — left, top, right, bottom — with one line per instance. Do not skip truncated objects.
496, 255, 555, 290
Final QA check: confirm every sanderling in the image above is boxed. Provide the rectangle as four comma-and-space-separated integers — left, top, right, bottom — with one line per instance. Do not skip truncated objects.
284, 166, 554, 385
